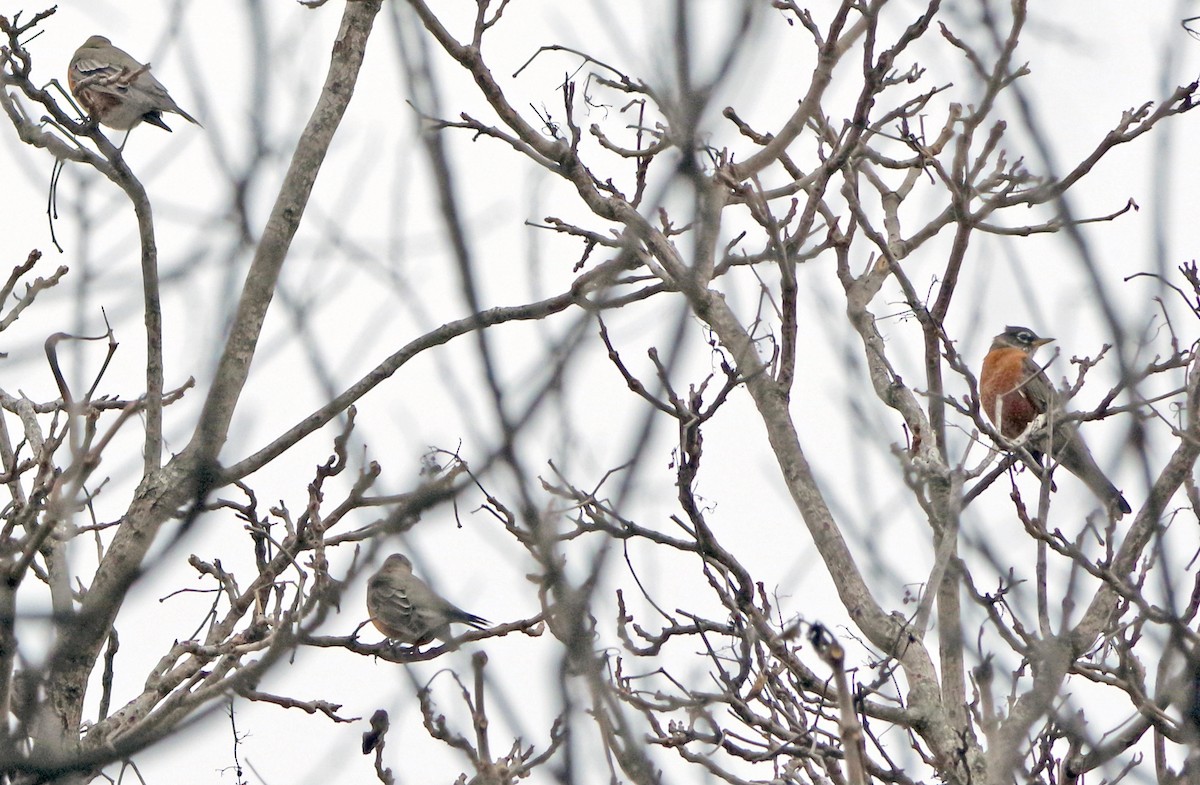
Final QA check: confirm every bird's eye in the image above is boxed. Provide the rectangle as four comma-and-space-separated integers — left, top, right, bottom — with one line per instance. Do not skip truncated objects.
1017, 331, 1034, 343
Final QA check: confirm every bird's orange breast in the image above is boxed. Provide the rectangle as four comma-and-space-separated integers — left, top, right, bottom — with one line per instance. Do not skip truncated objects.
980, 347, 1041, 438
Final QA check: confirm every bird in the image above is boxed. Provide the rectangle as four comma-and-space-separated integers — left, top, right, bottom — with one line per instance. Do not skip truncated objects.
366, 554, 489, 645
67, 35, 200, 133
979, 325, 1131, 518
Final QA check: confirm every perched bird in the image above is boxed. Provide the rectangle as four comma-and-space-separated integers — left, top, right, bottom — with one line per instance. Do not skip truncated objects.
67, 35, 200, 132
979, 325, 1131, 517
366, 554, 488, 645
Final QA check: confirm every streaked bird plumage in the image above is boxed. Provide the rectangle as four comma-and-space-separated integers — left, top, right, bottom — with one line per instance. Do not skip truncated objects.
68, 35, 200, 132
366, 554, 488, 645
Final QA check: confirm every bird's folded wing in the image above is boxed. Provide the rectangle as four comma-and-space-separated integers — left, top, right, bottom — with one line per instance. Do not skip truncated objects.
73, 58, 125, 78
370, 582, 419, 632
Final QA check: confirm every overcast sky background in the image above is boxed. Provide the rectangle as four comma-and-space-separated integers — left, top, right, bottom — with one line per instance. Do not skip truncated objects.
1, 2, 1198, 783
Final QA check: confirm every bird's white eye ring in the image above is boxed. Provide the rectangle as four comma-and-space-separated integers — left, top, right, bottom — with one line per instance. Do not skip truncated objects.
1018, 331, 1034, 343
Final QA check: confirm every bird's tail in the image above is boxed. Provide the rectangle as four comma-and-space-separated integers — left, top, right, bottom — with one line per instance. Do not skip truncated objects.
454, 610, 489, 630
142, 111, 173, 132
1076, 465, 1131, 518
175, 105, 202, 127
1053, 427, 1132, 519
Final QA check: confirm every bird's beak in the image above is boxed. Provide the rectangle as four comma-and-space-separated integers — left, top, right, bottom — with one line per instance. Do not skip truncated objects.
1033, 336, 1054, 347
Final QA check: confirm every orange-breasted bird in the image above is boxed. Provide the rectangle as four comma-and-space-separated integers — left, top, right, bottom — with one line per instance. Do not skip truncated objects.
979, 325, 1131, 518
67, 35, 200, 132
366, 554, 488, 645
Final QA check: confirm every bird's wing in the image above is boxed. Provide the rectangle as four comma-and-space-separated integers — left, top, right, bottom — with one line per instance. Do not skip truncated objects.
72, 54, 172, 101
400, 575, 490, 634
1021, 361, 1062, 414
368, 575, 421, 636
129, 70, 175, 103
398, 577, 455, 625
71, 56, 123, 81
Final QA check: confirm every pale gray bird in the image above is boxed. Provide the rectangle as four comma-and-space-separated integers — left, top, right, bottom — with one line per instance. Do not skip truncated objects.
366, 554, 488, 645
68, 35, 200, 132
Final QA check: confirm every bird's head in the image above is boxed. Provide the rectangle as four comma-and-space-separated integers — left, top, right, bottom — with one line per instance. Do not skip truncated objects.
992, 325, 1054, 355
382, 553, 413, 572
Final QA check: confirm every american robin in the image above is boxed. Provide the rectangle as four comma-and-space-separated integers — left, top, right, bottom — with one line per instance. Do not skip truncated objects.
979, 325, 1131, 518
67, 35, 200, 133
366, 554, 488, 645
